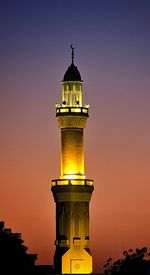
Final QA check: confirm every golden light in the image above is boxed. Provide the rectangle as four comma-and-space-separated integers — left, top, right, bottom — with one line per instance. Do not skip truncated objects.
51, 49, 93, 274
63, 174, 86, 180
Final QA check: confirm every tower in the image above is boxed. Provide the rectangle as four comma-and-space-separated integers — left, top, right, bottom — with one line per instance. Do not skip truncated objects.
51, 46, 94, 274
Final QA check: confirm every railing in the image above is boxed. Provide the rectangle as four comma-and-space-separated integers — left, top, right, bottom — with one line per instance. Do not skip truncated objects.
56, 106, 89, 116
52, 178, 93, 186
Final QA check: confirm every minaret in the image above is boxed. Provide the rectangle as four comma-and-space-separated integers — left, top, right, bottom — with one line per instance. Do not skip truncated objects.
51, 46, 94, 274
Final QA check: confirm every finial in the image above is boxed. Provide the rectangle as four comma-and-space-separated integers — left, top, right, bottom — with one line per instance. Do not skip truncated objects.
71, 44, 75, 64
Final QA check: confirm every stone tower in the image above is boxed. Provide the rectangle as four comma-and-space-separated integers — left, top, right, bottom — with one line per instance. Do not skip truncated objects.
51, 46, 94, 274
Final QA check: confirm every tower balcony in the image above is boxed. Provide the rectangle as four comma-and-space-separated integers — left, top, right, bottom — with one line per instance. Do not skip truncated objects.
56, 106, 89, 117
51, 182, 94, 203
51, 178, 93, 187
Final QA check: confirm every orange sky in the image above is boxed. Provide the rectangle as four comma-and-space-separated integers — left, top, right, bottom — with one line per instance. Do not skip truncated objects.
1, 77, 150, 272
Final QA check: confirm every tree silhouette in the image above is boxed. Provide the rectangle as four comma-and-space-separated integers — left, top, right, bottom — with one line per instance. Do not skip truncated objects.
0, 221, 37, 275
104, 247, 150, 275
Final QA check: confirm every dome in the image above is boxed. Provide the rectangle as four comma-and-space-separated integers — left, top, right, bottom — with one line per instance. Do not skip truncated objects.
63, 63, 82, 82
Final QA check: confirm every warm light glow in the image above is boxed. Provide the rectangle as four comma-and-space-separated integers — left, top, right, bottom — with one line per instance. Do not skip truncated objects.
82, 108, 88, 113
51, 48, 93, 274
86, 180, 93, 186
63, 174, 85, 180
51, 178, 93, 186
71, 108, 81, 113
56, 107, 89, 116
61, 151, 84, 178
71, 180, 85, 185
84, 104, 90, 108
62, 247, 93, 274
51, 180, 56, 186
60, 127, 85, 178
60, 108, 69, 113
62, 81, 83, 107
63, 168, 76, 177
57, 180, 68, 185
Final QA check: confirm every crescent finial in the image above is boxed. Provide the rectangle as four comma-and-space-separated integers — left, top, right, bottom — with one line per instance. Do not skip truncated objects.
70, 44, 75, 64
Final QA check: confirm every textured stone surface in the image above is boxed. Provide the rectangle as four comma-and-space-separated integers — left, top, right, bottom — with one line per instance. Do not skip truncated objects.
57, 115, 87, 128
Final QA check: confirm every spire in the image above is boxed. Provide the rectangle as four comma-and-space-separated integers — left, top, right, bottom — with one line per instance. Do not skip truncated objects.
71, 44, 75, 64
63, 45, 82, 81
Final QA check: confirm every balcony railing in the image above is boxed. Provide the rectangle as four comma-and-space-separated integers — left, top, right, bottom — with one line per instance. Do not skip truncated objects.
56, 107, 89, 117
51, 178, 93, 187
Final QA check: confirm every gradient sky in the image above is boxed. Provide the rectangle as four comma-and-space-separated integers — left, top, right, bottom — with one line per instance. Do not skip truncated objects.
0, 0, 150, 273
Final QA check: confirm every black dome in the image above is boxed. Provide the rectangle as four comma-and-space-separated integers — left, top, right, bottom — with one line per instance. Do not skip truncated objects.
63, 63, 82, 81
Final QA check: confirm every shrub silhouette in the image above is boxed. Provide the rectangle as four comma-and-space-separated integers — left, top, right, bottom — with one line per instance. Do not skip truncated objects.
104, 247, 150, 275
0, 221, 37, 275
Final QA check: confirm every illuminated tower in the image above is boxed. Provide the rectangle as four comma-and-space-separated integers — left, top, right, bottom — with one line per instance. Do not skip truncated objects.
51, 46, 94, 274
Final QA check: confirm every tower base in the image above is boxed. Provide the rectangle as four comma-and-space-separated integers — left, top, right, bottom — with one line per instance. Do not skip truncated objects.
54, 246, 92, 274
52, 184, 94, 275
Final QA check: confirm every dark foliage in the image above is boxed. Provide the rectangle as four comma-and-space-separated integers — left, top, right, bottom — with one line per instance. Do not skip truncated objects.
0, 221, 37, 275
104, 247, 150, 275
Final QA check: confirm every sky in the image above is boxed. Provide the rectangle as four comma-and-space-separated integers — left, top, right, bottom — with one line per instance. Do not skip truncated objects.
0, 0, 150, 273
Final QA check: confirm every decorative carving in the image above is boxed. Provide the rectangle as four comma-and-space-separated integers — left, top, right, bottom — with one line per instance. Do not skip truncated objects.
58, 203, 68, 238
82, 203, 89, 238
72, 203, 81, 237
59, 202, 68, 219
72, 202, 81, 220
54, 191, 93, 202
57, 116, 87, 128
